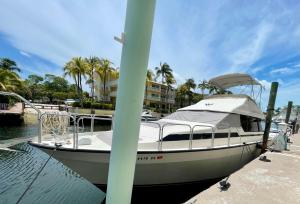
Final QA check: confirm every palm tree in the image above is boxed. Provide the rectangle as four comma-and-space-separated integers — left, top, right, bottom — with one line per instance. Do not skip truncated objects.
165, 75, 176, 112
85, 56, 101, 100
198, 79, 208, 97
155, 62, 174, 84
0, 69, 22, 91
207, 82, 218, 94
184, 78, 196, 105
95, 59, 116, 101
0, 58, 21, 72
155, 62, 175, 112
145, 69, 154, 102
63, 57, 88, 97
176, 84, 189, 108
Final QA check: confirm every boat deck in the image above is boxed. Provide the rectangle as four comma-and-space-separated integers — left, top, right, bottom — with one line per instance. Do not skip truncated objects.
36, 131, 263, 151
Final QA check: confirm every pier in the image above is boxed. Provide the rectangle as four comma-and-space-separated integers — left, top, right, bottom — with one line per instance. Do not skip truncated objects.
24, 103, 70, 111
0, 102, 24, 124
185, 133, 300, 204
0, 102, 23, 115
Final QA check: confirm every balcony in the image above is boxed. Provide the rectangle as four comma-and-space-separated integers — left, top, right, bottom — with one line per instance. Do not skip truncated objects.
146, 94, 161, 101
147, 87, 161, 92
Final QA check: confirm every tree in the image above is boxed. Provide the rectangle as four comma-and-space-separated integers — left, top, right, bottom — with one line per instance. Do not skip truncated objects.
145, 69, 154, 102
44, 74, 69, 103
155, 62, 174, 84
0, 58, 21, 72
95, 59, 116, 101
184, 78, 196, 105
155, 62, 175, 112
0, 69, 22, 91
85, 56, 101, 100
176, 84, 189, 108
25, 74, 44, 100
165, 75, 176, 112
198, 79, 208, 96
64, 57, 88, 97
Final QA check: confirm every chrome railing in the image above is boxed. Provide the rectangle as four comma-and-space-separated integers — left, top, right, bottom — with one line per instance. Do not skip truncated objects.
37, 111, 239, 151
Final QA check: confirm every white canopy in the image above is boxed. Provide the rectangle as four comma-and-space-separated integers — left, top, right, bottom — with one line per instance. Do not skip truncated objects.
209, 73, 261, 89
178, 94, 264, 119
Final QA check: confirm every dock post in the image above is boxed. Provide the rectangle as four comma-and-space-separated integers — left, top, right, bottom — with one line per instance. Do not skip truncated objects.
262, 82, 279, 153
106, 0, 156, 203
285, 101, 293, 124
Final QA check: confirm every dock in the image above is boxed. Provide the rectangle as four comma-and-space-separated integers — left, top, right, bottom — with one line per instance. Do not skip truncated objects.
0, 102, 23, 115
185, 133, 300, 204
24, 103, 70, 111
0, 136, 36, 150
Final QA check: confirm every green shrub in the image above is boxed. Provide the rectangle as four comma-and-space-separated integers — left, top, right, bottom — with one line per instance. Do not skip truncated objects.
83, 100, 91, 108
72, 101, 81, 107
91, 102, 102, 109
102, 103, 113, 110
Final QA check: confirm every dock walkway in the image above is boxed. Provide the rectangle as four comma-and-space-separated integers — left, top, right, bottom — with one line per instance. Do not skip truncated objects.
0, 102, 23, 115
185, 133, 300, 204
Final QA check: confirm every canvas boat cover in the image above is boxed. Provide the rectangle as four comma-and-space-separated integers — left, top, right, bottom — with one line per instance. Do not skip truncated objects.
209, 73, 261, 89
178, 94, 264, 119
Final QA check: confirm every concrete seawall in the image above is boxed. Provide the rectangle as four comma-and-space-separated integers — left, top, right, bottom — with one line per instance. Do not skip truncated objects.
185, 133, 300, 204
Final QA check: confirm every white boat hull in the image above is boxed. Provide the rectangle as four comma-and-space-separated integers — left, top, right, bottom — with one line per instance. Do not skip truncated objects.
30, 142, 261, 186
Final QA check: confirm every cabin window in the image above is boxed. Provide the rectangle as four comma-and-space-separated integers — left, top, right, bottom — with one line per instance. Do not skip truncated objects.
162, 132, 239, 141
240, 115, 263, 132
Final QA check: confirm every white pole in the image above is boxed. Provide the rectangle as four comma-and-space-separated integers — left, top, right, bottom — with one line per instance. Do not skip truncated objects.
106, 0, 156, 203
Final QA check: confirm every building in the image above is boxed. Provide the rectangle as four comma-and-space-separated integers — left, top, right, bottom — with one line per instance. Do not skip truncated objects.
94, 74, 176, 112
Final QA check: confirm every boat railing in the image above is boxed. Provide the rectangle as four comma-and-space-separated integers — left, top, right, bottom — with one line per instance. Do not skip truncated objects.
76, 115, 113, 149
161, 123, 192, 151
142, 121, 233, 150
38, 111, 239, 151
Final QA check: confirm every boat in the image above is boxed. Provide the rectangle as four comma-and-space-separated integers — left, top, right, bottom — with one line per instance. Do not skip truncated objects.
29, 73, 268, 187
141, 110, 158, 121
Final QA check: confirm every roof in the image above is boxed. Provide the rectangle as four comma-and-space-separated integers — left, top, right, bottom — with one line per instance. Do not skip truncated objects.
178, 94, 264, 119
209, 73, 261, 89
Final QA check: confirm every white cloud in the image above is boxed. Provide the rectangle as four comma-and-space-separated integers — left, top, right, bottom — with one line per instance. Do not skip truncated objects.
229, 22, 273, 72
250, 67, 264, 74
0, 0, 299, 106
270, 67, 299, 75
19, 50, 31, 57
257, 79, 271, 89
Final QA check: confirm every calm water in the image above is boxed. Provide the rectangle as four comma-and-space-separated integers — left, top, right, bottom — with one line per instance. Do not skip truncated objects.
0, 114, 106, 204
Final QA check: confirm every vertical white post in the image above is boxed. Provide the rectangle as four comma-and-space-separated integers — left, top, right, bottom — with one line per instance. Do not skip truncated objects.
106, 0, 156, 203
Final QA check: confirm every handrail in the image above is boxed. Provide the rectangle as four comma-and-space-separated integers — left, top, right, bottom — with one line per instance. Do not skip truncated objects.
40, 112, 77, 148
161, 123, 192, 151
191, 124, 216, 148
76, 115, 113, 149
0, 91, 42, 142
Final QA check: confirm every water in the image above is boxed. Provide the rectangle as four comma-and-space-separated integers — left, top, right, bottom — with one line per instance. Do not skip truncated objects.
0, 113, 106, 204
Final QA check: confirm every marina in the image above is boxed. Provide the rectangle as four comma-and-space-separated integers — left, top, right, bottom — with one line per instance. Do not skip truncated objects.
1, 0, 300, 203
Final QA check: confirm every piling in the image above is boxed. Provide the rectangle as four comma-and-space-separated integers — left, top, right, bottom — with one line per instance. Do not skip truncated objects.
262, 82, 278, 153
106, 0, 156, 203
285, 101, 293, 124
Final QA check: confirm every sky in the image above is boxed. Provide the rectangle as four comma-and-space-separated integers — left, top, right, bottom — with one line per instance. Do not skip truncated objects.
0, 0, 299, 110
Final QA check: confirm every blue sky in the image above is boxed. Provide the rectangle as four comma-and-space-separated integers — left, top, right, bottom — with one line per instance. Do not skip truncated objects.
0, 0, 299, 109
